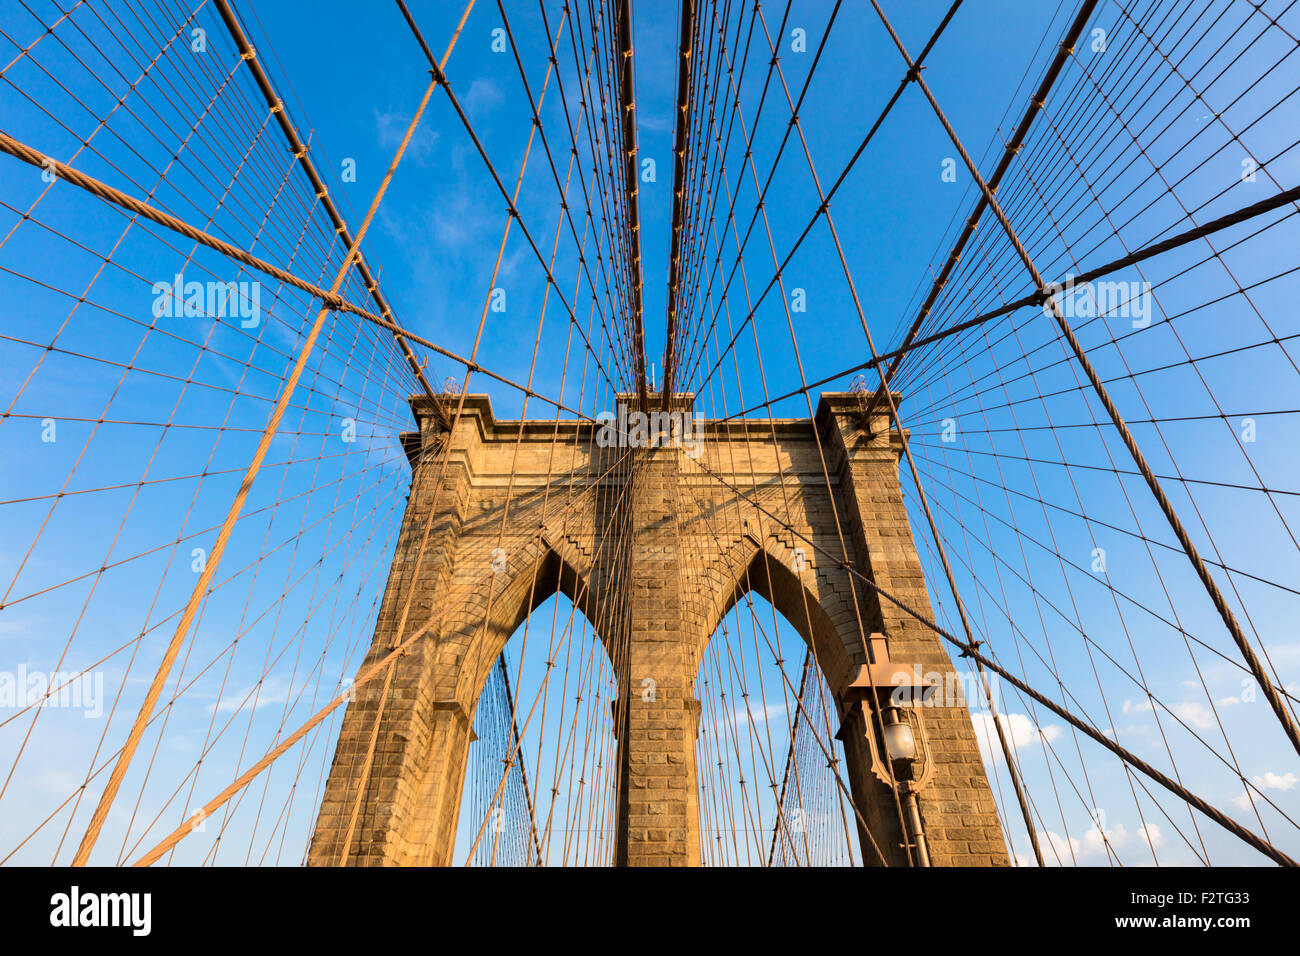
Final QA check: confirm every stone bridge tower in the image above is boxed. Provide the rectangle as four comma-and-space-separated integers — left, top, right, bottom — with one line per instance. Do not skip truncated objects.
307, 392, 1008, 867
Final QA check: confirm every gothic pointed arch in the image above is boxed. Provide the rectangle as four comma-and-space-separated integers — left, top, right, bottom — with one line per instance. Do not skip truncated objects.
310, 393, 1009, 867
688, 529, 869, 703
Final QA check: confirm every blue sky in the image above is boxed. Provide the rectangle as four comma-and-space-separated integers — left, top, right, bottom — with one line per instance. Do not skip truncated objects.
1, 0, 1298, 867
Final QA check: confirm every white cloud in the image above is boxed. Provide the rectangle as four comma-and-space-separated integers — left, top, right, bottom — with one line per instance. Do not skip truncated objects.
1039, 829, 1080, 864
1033, 821, 1162, 865
1257, 771, 1299, 790
707, 701, 787, 738
736, 701, 786, 727
1105, 723, 1154, 738
373, 108, 440, 165
1140, 822, 1164, 851
210, 675, 293, 716
969, 711, 1061, 765
1263, 642, 1300, 668
464, 78, 504, 114
1231, 771, 1297, 809
1122, 696, 1216, 729
1170, 700, 1215, 729
1082, 822, 1163, 858
0, 615, 38, 637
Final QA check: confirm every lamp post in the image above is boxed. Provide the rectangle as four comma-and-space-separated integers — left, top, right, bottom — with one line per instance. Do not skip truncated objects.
881, 703, 930, 867
842, 633, 936, 867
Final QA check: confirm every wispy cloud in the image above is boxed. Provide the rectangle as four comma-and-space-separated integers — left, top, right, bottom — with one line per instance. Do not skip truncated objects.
711, 701, 787, 736
374, 107, 440, 166
210, 675, 294, 716
1122, 696, 1216, 730
1033, 821, 1163, 865
464, 78, 504, 115
970, 711, 1061, 765
1233, 771, 1298, 809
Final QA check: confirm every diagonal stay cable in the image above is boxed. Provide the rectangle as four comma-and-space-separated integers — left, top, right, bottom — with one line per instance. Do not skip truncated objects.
69, 13, 470, 865
0, 129, 593, 420
681, 451, 1295, 866
394, 0, 620, 399
866, 0, 1300, 761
